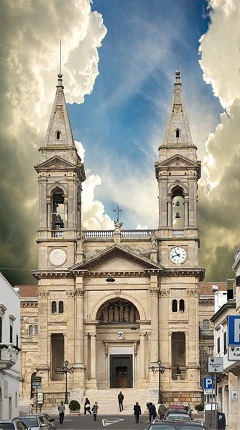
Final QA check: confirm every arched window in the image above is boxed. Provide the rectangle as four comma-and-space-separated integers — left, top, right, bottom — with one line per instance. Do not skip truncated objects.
52, 301, 57, 314
52, 189, 65, 230
172, 300, 177, 312
29, 325, 33, 335
172, 187, 185, 229
179, 299, 185, 312
59, 301, 64, 314
56, 130, 61, 140
34, 325, 38, 335
176, 128, 180, 138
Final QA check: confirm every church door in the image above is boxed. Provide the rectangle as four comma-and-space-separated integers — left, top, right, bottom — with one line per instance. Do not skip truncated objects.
110, 355, 133, 388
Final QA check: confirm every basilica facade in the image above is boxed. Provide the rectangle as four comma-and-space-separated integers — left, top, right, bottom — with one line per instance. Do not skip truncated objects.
19, 70, 208, 412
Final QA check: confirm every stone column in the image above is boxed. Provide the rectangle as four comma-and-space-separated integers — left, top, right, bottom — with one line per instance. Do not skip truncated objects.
184, 199, 189, 227
90, 333, 96, 379
74, 282, 84, 365
167, 199, 172, 227
139, 332, 146, 379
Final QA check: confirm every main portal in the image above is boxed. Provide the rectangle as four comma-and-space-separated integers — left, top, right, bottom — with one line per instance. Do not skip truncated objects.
110, 354, 133, 388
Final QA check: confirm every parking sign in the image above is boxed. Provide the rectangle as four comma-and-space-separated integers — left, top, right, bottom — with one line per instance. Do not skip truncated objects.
228, 315, 240, 346
203, 377, 214, 394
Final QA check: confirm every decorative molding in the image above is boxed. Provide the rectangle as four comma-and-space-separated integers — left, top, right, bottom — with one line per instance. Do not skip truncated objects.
187, 289, 198, 297
75, 288, 84, 297
38, 291, 49, 298
159, 290, 170, 297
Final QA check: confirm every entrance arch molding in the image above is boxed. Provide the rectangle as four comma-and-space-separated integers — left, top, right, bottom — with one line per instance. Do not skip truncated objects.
90, 292, 146, 321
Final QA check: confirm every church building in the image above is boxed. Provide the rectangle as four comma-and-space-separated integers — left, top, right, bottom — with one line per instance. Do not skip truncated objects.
19, 69, 207, 412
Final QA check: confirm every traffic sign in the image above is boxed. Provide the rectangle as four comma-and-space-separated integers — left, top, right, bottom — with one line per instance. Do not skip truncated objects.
228, 315, 240, 346
203, 377, 215, 394
208, 357, 223, 373
32, 376, 42, 389
228, 346, 240, 361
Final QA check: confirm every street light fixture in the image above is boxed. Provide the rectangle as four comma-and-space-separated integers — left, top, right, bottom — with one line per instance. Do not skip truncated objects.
149, 360, 165, 404
60, 360, 74, 404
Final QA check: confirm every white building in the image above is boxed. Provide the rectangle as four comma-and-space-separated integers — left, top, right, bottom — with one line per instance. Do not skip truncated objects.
0, 273, 21, 419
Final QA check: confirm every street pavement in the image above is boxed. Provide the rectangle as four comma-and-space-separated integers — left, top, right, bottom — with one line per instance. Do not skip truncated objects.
53, 413, 150, 430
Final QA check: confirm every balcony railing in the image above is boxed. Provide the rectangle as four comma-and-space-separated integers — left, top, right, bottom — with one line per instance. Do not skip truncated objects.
0, 343, 20, 369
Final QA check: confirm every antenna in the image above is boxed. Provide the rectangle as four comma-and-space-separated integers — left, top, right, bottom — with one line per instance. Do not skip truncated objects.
176, 42, 179, 71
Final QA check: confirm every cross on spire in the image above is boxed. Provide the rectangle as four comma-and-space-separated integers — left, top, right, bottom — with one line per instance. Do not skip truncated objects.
113, 205, 123, 222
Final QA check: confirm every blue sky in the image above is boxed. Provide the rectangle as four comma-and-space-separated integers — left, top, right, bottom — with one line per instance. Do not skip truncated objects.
1, 0, 240, 284
68, 0, 222, 228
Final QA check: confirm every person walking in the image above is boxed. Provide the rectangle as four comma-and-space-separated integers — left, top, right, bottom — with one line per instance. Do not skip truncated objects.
148, 402, 157, 422
92, 401, 99, 421
118, 391, 124, 411
84, 398, 92, 415
58, 401, 65, 424
133, 402, 141, 423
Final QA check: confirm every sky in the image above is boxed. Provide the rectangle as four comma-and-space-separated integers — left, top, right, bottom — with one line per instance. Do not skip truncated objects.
0, 0, 240, 285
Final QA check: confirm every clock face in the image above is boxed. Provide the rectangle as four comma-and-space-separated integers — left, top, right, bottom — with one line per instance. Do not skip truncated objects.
49, 248, 66, 266
169, 246, 187, 264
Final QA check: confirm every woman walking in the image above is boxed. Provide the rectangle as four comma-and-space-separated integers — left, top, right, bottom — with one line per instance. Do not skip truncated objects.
92, 401, 99, 421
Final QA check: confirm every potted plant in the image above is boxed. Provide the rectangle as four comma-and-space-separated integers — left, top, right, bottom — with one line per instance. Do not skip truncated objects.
69, 400, 81, 414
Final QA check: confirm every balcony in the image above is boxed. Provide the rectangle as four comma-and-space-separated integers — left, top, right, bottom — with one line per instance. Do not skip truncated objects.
0, 343, 20, 369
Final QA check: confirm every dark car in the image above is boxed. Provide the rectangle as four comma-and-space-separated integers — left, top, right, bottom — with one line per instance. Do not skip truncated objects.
164, 409, 190, 419
0, 420, 28, 430
144, 419, 208, 430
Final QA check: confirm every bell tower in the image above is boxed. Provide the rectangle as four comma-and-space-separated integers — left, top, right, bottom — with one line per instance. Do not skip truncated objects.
156, 70, 204, 399
34, 72, 86, 271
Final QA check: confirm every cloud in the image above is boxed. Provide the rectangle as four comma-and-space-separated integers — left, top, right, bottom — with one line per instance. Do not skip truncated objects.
199, 0, 240, 108
198, 0, 240, 280
0, 0, 107, 285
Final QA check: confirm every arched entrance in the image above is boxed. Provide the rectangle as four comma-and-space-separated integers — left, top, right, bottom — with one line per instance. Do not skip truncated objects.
96, 298, 140, 389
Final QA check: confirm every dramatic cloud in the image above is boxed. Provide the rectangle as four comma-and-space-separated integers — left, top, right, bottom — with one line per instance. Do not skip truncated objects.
198, 0, 240, 280
0, 0, 107, 285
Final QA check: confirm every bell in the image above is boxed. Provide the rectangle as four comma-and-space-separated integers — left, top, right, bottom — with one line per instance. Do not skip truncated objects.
175, 212, 180, 219
54, 214, 64, 227
176, 201, 180, 206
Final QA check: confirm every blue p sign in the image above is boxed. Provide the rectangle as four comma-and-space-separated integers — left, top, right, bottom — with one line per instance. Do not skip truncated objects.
204, 377, 213, 390
228, 316, 240, 346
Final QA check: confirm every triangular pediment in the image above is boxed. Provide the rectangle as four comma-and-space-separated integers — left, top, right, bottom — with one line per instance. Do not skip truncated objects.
158, 154, 199, 169
71, 244, 162, 273
35, 156, 77, 172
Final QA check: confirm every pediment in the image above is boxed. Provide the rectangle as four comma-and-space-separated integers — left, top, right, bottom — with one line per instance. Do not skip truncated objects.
35, 156, 76, 172
158, 154, 199, 169
71, 244, 162, 274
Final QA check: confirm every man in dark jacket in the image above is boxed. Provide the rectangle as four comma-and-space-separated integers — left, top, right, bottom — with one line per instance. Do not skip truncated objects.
133, 402, 141, 423
118, 391, 124, 411
148, 402, 157, 422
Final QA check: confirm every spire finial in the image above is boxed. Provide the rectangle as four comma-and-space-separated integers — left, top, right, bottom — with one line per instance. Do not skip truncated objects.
58, 38, 63, 86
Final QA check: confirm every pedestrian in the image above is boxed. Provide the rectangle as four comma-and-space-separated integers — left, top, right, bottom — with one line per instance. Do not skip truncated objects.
118, 391, 124, 411
84, 398, 92, 415
92, 401, 99, 421
148, 402, 157, 422
133, 402, 141, 423
158, 403, 166, 420
58, 401, 65, 424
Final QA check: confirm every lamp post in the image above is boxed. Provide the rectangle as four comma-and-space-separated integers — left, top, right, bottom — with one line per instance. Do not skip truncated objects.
149, 360, 165, 404
60, 360, 74, 404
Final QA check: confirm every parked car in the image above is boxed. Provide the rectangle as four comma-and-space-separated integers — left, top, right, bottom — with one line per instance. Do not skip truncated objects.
13, 416, 47, 430
0, 420, 28, 430
164, 409, 190, 419
165, 413, 191, 421
144, 420, 208, 430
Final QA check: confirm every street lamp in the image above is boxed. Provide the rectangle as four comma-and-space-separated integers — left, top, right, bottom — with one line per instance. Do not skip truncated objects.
60, 360, 74, 404
149, 360, 165, 404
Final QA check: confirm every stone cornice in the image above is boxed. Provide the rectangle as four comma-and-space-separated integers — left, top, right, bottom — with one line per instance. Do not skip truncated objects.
161, 267, 205, 280
32, 270, 71, 280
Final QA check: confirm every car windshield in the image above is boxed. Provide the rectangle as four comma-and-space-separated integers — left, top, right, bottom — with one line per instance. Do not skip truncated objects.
149, 426, 205, 430
167, 415, 191, 419
0, 423, 15, 430
21, 418, 39, 427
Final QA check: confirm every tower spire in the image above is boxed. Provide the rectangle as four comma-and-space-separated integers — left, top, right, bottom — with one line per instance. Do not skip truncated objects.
162, 69, 193, 148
